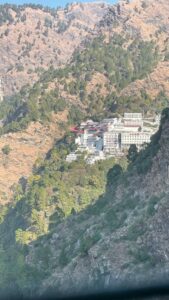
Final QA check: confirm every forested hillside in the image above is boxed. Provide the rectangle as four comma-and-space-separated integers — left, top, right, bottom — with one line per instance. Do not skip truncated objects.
0, 0, 168, 297
1, 0, 169, 137
0, 107, 168, 298
0, 34, 160, 134
0, 2, 110, 95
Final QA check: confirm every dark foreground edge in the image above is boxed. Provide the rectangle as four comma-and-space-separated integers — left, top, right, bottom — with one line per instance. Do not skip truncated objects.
13, 282, 169, 300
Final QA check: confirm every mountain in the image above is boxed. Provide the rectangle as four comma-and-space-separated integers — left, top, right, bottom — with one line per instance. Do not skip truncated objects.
0, 0, 169, 203
0, 0, 168, 96
1, 0, 169, 99
0, 0, 168, 297
0, 2, 109, 96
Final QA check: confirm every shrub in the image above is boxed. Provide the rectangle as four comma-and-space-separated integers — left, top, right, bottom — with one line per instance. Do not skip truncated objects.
126, 220, 147, 241
2, 144, 11, 155
147, 196, 159, 216
107, 164, 123, 186
127, 144, 138, 163
79, 232, 101, 256
129, 247, 150, 264
16, 64, 24, 72
59, 247, 69, 267
106, 208, 127, 231
57, 21, 68, 33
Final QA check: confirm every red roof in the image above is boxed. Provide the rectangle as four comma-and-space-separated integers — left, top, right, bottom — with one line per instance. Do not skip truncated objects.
88, 128, 97, 131
70, 126, 79, 132
70, 127, 84, 134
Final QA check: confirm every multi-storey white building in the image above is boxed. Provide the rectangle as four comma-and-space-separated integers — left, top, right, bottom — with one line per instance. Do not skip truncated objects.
121, 132, 151, 149
124, 113, 143, 119
76, 130, 103, 153
123, 125, 141, 132
107, 118, 123, 132
82, 130, 96, 148
123, 112, 143, 128
103, 132, 120, 154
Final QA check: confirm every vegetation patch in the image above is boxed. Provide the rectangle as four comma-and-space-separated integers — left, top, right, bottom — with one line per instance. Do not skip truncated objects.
79, 232, 101, 256
146, 196, 159, 216
126, 219, 147, 241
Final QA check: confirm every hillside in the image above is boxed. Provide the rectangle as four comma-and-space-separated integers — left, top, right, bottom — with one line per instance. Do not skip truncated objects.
23, 111, 169, 295
0, 111, 67, 203
0, 2, 109, 96
0, 0, 168, 203
1, 0, 169, 99
0, 108, 168, 298
0, 0, 169, 298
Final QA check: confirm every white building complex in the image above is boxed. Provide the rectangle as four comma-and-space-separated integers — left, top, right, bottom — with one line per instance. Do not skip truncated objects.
66, 113, 160, 164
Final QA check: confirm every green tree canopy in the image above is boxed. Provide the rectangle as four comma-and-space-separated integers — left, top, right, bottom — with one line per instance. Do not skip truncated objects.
127, 144, 138, 163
